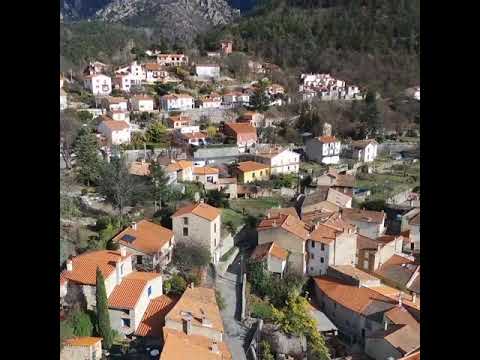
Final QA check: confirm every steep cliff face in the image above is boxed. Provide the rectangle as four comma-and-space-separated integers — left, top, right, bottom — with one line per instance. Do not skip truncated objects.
61, 0, 113, 20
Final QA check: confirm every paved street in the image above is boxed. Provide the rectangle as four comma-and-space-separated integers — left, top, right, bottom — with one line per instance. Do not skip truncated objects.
216, 255, 248, 360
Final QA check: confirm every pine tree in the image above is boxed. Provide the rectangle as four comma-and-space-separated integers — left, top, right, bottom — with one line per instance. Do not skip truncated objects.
95, 266, 113, 349
74, 128, 101, 186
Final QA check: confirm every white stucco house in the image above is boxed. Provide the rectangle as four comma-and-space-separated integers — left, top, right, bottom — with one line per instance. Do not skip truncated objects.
342, 208, 387, 239
97, 119, 131, 145
254, 147, 300, 175
350, 139, 378, 163
160, 94, 194, 111
251, 242, 288, 276
171, 201, 222, 265
84, 74, 112, 95
130, 95, 155, 112
305, 136, 342, 164
196, 64, 220, 79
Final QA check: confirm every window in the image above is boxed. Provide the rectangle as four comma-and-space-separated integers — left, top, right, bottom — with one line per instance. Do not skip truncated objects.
122, 318, 131, 328
148, 286, 152, 297
361, 329, 366, 338
310, 267, 314, 271
183, 227, 189, 236
214, 223, 217, 233
310, 254, 314, 259
252, 172, 256, 178
137, 255, 143, 265
334, 303, 337, 309
196, 176, 200, 181
321, 244, 325, 251
311, 241, 315, 248
183, 217, 189, 225
410, 243, 415, 251
120, 264, 124, 275
321, 257, 324, 263
260, 171, 263, 176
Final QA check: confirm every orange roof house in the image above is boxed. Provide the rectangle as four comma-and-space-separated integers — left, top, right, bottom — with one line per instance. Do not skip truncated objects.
113, 220, 174, 255
164, 286, 225, 339
172, 202, 220, 222
108, 272, 161, 309
135, 295, 180, 338
223, 123, 257, 147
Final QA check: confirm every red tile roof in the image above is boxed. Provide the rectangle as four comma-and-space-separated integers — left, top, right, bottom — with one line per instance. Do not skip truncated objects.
318, 136, 337, 143
172, 202, 220, 221
257, 214, 311, 240
236, 161, 269, 173
342, 208, 385, 224
63, 337, 102, 347
113, 220, 173, 254
193, 167, 219, 175
309, 223, 342, 244
313, 276, 395, 315
108, 272, 161, 309
135, 295, 180, 337
100, 120, 129, 131
60, 250, 130, 286
224, 122, 256, 135
251, 242, 288, 261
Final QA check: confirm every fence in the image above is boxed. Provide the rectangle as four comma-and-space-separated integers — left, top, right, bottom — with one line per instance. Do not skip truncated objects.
246, 319, 264, 360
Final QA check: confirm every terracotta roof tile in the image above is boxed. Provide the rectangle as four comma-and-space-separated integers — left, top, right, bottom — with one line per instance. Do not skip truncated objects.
369, 324, 419, 355
182, 132, 207, 140
267, 207, 299, 219
129, 161, 151, 176
310, 223, 344, 244
193, 167, 219, 175
172, 202, 220, 221
135, 295, 179, 337
144, 63, 162, 71
100, 120, 129, 131
313, 276, 395, 315
385, 306, 419, 331
269, 243, 289, 260
108, 272, 161, 309
161, 328, 232, 360
60, 250, 130, 286
318, 136, 338, 143
257, 214, 311, 240
342, 208, 385, 224
165, 286, 224, 333
113, 220, 173, 254
236, 161, 269, 173
63, 337, 102, 347
224, 122, 257, 135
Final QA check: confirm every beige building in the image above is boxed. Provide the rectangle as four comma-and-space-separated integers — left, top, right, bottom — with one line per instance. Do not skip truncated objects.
166, 160, 193, 182
254, 147, 300, 175
113, 220, 175, 271
407, 212, 420, 254
307, 219, 357, 276
342, 208, 386, 239
193, 166, 220, 188
356, 234, 404, 273
251, 242, 288, 276
299, 186, 352, 216
257, 213, 311, 275
171, 201, 222, 265
61, 337, 102, 360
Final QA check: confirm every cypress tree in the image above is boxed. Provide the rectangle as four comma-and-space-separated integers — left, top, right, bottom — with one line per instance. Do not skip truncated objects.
95, 266, 113, 349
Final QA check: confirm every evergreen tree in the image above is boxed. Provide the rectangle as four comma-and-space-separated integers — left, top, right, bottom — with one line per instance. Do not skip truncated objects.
250, 81, 270, 112
95, 266, 113, 349
74, 128, 101, 186
149, 161, 170, 210
363, 90, 382, 137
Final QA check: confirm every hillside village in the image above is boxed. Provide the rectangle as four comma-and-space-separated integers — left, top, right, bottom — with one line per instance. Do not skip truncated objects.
60, 38, 420, 360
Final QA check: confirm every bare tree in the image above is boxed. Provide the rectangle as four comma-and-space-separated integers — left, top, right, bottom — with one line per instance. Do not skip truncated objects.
60, 110, 81, 170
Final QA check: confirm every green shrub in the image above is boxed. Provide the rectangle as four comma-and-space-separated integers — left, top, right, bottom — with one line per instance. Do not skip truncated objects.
164, 274, 187, 295
69, 308, 94, 337
251, 301, 276, 320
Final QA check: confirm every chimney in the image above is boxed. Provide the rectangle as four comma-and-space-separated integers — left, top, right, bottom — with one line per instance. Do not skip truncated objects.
131, 222, 137, 230
182, 314, 193, 335
200, 198, 204, 204
384, 320, 388, 331
272, 220, 277, 227
66, 259, 73, 272
398, 292, 403, 307
412, 292, 417, 304
267, 212, 271, 219
120, 246, 127, 257
210, 341, 219, 354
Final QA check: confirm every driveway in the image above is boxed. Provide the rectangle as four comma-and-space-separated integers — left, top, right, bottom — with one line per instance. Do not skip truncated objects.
216, 255, 248, 360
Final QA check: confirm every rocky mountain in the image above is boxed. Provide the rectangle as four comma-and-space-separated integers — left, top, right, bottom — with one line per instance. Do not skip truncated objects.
61, 0, 239, 44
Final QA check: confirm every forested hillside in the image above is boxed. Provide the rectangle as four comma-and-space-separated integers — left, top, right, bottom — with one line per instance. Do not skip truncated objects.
201, 0, 420, 97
